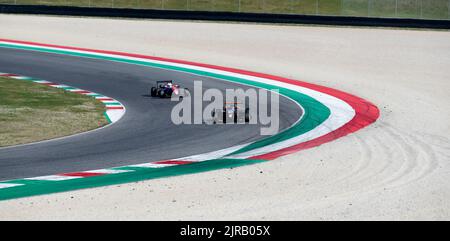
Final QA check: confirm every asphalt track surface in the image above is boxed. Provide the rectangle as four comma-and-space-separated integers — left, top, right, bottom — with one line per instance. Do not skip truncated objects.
0, 47, 302, 181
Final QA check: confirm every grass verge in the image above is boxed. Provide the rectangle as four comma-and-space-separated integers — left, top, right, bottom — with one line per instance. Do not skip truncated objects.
0, 76, 108, 147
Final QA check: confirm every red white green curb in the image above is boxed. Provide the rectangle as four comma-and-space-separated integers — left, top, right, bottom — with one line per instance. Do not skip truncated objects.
0, 72, 126, 124
0, 39, 379, 200
18, 161, 192, 182
0, 159, 196, 191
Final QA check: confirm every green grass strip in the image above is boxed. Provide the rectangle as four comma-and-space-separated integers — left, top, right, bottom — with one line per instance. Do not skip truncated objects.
0, 76, 108, 147
104, 102, 122, 106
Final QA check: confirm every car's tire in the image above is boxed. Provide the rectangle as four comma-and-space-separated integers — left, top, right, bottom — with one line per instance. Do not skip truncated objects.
150, 87, 157, 97
165, 89, 173, 98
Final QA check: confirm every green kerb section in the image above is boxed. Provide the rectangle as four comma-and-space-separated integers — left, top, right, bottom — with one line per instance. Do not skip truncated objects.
0, 159, 265, 201
103, 112, 112, 124
18, 77, 37, 81
61, 86, 76, 90
0, 43, 331, 155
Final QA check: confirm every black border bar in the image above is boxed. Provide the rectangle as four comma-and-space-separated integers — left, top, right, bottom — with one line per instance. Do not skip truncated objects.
1, 4, 450, 29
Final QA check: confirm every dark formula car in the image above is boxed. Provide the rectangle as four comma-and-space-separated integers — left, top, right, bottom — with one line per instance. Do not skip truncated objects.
150, 80, 189, 98
212, 102, 251, 124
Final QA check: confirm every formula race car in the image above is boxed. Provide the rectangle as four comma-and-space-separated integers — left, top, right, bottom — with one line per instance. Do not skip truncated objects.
212, 102, 251, 124
150, 80, 189, 99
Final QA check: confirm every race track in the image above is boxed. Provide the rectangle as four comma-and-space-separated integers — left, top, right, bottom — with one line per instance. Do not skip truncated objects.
0, 47, 302, 181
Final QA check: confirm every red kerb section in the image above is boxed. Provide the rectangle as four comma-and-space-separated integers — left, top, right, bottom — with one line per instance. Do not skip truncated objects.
154, 160, 194, 165
61, 172, 105, 178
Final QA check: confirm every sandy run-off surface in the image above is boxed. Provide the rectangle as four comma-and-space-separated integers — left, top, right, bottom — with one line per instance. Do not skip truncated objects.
0, 15, 449, 220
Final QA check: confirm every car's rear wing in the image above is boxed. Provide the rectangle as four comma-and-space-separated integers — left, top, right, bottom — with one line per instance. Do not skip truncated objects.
156, 80, 173, 85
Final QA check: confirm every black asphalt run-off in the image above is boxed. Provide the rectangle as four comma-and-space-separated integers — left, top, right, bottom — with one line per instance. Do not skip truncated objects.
0, 47, 302, 181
